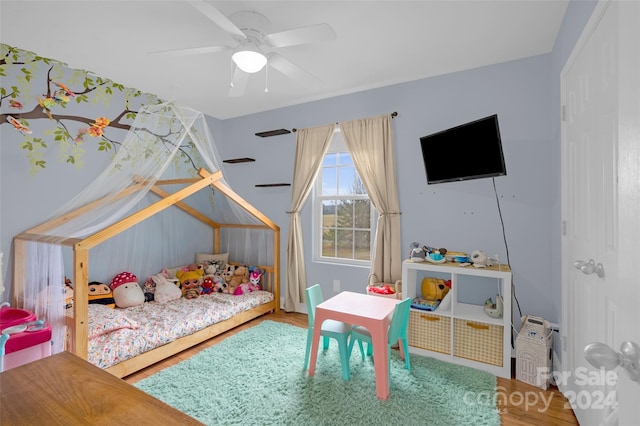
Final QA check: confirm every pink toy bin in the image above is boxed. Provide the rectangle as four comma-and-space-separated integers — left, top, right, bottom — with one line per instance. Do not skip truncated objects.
1, 305, 52, 371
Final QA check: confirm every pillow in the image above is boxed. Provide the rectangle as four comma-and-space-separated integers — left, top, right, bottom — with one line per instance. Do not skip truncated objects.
195, 252, 229, 266
200, 259, 227, 276
164, 265, 191, 280
164, 254, 229, 279
164, 266, 182, 280
88, 304, 139, 339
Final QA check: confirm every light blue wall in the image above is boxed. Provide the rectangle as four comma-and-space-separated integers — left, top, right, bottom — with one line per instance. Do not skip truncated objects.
216, 0, 598, 325
1, 0, 599, 336
220, 54, 554, 322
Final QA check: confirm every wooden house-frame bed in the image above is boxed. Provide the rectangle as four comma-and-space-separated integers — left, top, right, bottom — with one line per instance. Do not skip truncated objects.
12, 168, 280, 378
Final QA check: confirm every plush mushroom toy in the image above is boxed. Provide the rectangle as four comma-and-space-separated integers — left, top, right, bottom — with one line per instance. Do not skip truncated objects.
110, 272, 145, 308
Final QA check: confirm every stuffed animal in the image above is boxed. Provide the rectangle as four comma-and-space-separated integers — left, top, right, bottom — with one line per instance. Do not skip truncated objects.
219, 279, 232, 294
421, 277, 451, 301
64, 277, 74, 309
228, 265, 249, 293
88, 281, 116, 308
222, 264, 236, 284
201, 276, 216, 295
202, 260, 226, 276
142, 276, 156, 302
143, 269, 174, 301
151, 273, 182, 303
110, 272, 145, 308
249, 269, 262, 291
471, 250, 491, 267
213, 277, 224, 293
176, 264, 204, 299
233, 282, 252, 295
234, 268, 263, 295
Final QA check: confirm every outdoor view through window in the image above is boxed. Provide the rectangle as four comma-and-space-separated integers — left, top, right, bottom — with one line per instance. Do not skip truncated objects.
317, 149, 373, 263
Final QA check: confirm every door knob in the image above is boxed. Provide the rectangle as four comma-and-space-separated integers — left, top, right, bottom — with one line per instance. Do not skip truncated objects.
585, 341, 640, 382
574, 259, 604, 278
574, 260, 588, 269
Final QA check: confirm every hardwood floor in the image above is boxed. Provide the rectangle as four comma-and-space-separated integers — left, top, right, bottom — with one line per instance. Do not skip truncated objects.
123, 311, 579, 426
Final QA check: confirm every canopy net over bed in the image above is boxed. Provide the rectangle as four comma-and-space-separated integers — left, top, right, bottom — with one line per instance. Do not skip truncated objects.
13, 102, 277, 354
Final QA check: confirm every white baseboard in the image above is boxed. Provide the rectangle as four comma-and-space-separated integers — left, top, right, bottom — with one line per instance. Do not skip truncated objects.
279, 297, 305, 314
552, 349, 569, 394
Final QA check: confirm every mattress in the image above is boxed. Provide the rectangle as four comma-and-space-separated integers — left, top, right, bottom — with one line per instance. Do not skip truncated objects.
87, 291, 273, 369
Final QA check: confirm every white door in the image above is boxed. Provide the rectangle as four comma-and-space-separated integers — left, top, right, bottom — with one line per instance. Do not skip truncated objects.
561, 1, 640, 425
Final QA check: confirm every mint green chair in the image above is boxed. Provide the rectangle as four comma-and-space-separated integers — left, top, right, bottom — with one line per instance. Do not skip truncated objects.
348, 297, 412, 372
303, 284, 353, 380
0, 333, 9, 372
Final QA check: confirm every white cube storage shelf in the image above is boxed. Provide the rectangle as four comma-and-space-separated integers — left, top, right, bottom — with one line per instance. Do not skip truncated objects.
402, 260, 512, 378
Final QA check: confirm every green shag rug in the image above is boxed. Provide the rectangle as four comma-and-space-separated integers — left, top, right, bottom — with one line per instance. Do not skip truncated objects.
135, 320, 499, 426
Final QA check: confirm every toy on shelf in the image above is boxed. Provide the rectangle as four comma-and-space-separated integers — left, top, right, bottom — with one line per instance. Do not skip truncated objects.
484, 295, 504, 318
421, 277, 451, 300
471, 250, 499, 268
410, 242, 451, 263
424, 246, 447, 263
409, 242, 425, 262
410, 297, 441, 311
411, 276, 452, 311
444, 251, 471, 263
425, 252, 446, 263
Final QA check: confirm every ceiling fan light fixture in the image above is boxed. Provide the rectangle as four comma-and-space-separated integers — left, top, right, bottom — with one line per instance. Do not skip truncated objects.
232, 44, 267, 73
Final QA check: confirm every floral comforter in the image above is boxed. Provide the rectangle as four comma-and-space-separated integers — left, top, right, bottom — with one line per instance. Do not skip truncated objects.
87, 291, 273, 369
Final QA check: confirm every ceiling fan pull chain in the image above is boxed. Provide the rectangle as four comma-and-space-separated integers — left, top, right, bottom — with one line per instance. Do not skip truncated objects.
264, 65, 269, 93
230, 61, 235, 88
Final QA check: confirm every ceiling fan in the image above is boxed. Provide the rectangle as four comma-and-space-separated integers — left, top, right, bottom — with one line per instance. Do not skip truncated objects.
151, 0, 337, 97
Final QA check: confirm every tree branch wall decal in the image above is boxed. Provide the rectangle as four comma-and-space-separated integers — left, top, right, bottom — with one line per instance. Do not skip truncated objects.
0, 44, 162, 174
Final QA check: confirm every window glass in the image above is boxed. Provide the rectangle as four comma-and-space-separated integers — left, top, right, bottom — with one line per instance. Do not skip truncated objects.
314, 131, 374, 265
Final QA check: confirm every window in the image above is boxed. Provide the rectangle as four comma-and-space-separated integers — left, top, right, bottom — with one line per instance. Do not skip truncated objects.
314, 131, 375, 265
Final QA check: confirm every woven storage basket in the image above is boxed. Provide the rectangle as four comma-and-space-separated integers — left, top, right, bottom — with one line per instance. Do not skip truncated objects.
366, 273, 400, 299
453, 319, 503, 366
409, 311, 451, 354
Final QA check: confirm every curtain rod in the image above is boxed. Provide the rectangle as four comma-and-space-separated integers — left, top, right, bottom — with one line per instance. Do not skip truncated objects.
291, 111, 397, 133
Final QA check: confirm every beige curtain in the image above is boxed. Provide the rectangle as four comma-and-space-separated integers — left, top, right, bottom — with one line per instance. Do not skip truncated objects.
340, 114, 401, 283
284, 124, 335, 311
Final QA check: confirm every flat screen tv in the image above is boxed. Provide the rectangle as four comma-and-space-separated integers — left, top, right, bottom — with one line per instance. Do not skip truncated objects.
420, 114, 506, 184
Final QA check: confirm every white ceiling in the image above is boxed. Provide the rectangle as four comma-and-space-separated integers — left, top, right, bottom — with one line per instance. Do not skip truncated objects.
0, 0, 569, 120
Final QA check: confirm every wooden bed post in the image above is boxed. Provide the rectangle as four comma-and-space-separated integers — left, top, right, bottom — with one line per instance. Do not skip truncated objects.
72, 247, 89, 359
214, 228, 221, 254
12, 238, 27, 307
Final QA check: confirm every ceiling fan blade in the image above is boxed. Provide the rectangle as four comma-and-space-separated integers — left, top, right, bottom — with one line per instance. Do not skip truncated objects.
266, 23, 336, 48
268, 53, 322, 89
187, 0, 246, 40
149, 45, 229, 57
228, 66, 249, 97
